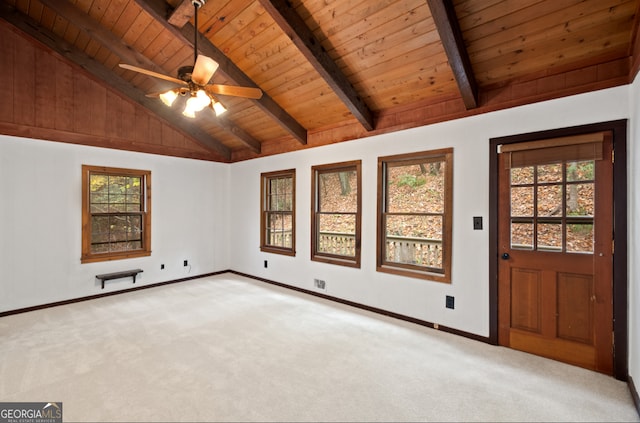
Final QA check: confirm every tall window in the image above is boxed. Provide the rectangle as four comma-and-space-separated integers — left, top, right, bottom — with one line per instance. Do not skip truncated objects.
311, 161, 362, 268
81, 165, 151, 263
261, 169, 295, 256
377, 148, 453, 283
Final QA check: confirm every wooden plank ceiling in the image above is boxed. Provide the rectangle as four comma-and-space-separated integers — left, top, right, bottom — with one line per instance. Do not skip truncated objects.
0, 0, 637, 162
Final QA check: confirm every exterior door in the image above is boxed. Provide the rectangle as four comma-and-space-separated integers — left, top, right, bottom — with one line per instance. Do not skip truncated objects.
497, 132, 614, 374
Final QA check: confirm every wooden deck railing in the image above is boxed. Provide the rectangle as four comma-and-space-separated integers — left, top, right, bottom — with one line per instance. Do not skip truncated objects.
315, 231, 442, 267
385, 235, 442, 267
269, 230, 442, 267
267, 230, 293, 248
317, 231, 356, 256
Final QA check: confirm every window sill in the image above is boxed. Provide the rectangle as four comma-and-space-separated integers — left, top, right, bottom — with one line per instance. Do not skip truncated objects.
376, 264, 450, 283
81, 250, 151, 264
312, 255, 361, 268
260, 246, 296, 257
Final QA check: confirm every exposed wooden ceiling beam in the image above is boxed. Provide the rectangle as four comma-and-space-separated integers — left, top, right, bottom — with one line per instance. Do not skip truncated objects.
168, 0, 195, 28
427, 0, 478, 109
217, 116, 262, 153
0, 3, 231, 161
36, 0, 260, 154
134, 0, 308, 145
259, 0, 375, 132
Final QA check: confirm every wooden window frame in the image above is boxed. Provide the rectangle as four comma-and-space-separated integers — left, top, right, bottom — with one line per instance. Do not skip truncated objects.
260, 169, 296, 256
81, 165, 151, 264
311, 160, 362, 268
376, 148, 453, 283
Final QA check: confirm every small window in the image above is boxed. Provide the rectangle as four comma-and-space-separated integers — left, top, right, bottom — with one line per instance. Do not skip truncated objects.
377, 148, 453, 282
261, 169, 296, 256
311, 161, 362, 267
81, 165, 151, 263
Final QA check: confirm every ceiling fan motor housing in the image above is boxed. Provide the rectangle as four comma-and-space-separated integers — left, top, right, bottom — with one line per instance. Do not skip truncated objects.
178, 66, 195, 82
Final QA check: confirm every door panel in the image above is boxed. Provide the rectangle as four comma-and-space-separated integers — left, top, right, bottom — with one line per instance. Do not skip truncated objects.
498, 132, 613, 375
556, 273, 593, 344
510, 268, 541, 333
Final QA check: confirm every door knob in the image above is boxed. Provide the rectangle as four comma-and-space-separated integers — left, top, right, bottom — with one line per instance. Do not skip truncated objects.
501, 253, 510, 260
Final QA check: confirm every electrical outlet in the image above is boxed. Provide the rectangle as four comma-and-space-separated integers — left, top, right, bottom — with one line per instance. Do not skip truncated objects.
446, 295, 455, 309
183, 260, 188, 267
264, 260, 268, 268
161, 264, 165, 270
314, 278, 326, 289
473, 216, 483, 230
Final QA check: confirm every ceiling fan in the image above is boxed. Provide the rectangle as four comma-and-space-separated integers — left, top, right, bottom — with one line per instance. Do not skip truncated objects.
119, 0, 262, 118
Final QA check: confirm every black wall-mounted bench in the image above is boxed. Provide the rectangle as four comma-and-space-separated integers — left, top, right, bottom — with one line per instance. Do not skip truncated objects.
96, 269, 143, 289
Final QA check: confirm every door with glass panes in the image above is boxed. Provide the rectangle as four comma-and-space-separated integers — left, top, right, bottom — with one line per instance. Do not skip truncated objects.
497, 132, 613, 374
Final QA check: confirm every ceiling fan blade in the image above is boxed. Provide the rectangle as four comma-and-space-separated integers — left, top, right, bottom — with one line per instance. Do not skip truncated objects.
191, 55, 219, 85
205, 84, 263, 99
119, 63, 188, 86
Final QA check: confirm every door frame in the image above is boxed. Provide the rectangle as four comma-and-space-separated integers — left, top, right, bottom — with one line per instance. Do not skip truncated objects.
489, 119, 628, 381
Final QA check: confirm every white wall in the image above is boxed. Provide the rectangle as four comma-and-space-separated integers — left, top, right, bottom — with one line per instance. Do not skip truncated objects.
0, 84, 634, 365
0, 136, 230, 312
628, 75, 640, 384
229, 85, 629, 338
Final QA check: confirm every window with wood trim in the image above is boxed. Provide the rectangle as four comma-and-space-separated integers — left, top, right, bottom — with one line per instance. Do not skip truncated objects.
311, 161, 362, 267
81, 165, 151, 263
500, 132, 606, 253
261, 169, 296, 256
377, 148, 453, 283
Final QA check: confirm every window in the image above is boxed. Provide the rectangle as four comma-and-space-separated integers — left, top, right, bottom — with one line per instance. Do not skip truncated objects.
81, 165, 151, 263
501, 133, 605, 254
377, 148, 453, 282
260, 169, 295, 255
311, 161, 362, 267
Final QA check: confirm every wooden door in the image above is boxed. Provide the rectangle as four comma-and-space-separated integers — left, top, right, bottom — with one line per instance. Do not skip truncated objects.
498, 133, 614, 374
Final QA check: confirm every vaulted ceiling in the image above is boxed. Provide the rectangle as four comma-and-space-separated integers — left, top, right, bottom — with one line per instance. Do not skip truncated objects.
1, 0, 638, 162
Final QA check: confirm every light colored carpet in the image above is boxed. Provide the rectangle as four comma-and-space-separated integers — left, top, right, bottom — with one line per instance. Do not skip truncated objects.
0, 273, 637, 422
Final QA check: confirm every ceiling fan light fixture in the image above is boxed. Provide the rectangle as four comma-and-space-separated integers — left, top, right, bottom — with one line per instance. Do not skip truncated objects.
183, 90, 213, 117
182, 105, 197, 118
212, 100, 227, 116
184, 97, 201, 117
191, 55, 219, 85
195, 89, 211, 109
159, 89, 178, 107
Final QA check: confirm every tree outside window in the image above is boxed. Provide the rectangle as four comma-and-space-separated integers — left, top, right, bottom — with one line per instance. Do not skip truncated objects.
261, 169, 296, 255
81, 165, 151, 263
377, 148, 453, 282
311, 161, 362, 267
